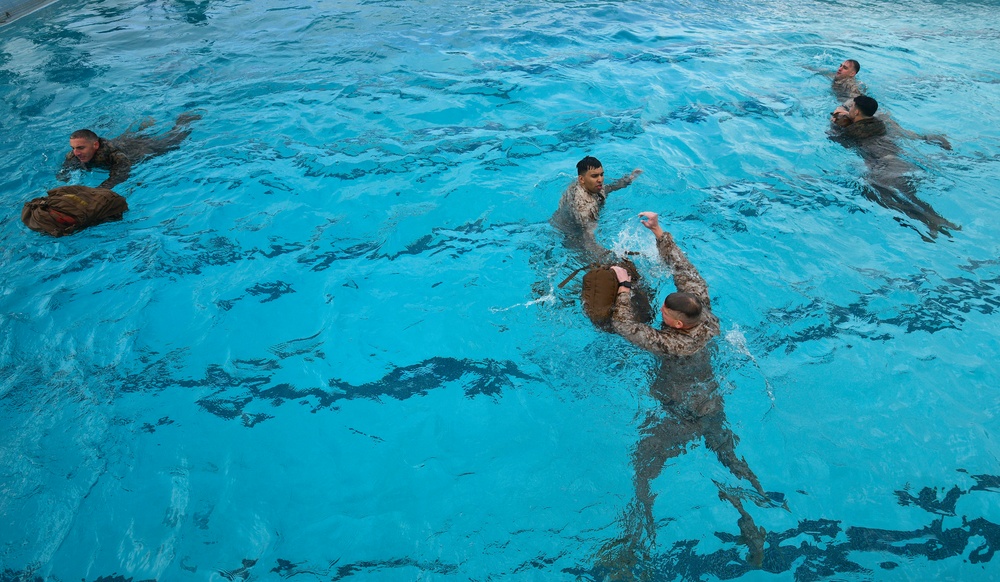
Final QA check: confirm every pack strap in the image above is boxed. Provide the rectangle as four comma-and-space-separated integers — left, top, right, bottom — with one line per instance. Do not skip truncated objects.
558, 263, 593, 288
557, 250, 642, 289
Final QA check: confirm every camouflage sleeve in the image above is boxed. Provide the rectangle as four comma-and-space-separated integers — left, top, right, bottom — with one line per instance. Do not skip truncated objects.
554, 183, 611, 261
656, 232, 711, 310
579, 225, 609, 261
604, 173, 634, 194
57, 152, 78, 182
833, 78, 862, 104
608, 232, 713, 357
98, 151, 132, 189
576, 195, 610, 261
610, 291, 704, 357
847, 78, 863, 99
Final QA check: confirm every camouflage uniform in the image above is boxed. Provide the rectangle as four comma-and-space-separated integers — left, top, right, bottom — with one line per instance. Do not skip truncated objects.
611, 231, 720, 358
840, 116, 888, 142
59, 138, 132, 190
833, 76, 864, 107
58, 114, 198, 189
550, 173, 635, 261
604, 229, 767, 549
832, 116, 958, 237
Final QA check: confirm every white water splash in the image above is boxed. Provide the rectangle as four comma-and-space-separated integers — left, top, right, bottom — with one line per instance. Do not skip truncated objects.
726, 324, 776, 407
491, 293, 555, 312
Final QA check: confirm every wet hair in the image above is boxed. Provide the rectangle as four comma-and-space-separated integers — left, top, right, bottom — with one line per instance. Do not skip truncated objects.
854, 95, 878, 117
70, 129, 100, 142
577, 156, 602, 175
664, 292, 703, 326
847, 59, 860, 74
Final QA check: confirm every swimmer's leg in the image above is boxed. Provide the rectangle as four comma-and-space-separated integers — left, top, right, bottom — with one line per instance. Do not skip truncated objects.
120, 117, 156, 136
717, 485, 767, 568
130, 113, 201, 159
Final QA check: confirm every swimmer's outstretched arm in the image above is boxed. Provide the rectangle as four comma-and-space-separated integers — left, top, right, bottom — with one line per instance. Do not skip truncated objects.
881, 114, 952, 151
803, 64, 834, 78
607, 212, 714, 357
637, 211, 711, 309
605, 169, 642, 194
921, 133, 952, 151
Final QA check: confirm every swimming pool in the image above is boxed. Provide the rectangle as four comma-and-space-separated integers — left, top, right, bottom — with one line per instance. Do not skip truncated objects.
1, 0, 999, 579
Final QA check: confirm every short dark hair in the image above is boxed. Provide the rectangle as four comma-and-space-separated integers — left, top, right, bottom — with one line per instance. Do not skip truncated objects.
854, 95, 878, 117
664, 292, 703, 326
70, 129, 100, 142
847, 59, 860, 74
577, 156, 602, 176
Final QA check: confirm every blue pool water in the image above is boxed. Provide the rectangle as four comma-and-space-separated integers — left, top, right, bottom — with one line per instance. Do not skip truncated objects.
2, 0, 1000, 579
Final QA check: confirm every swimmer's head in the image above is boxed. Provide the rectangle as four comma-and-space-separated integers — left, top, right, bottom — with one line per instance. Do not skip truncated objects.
836, 59, 860, 79
853, 95, 878, 117
662, 292, 703, 330
577, 156, 602, 176
69, 129, 101, 164
576, 156, 604, 195
832, 112, 853, 128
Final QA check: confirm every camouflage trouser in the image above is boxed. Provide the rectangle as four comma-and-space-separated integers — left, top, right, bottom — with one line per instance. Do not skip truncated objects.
112, 112, 200, 161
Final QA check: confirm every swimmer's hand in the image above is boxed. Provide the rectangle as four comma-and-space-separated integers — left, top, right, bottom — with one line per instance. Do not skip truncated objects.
831, 113, 852, 128
628, 169, 642, 184
924, 134, 952, 151
610, 265, 631, 285
638, 211, 664, 237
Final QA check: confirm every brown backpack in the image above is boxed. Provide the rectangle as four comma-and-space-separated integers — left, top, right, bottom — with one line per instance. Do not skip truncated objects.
581, 266, 621, 326
21, 185, 129, 237
562, 259, 653, 329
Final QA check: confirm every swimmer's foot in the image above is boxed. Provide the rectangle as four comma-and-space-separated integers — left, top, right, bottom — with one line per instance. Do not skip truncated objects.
122, 116, 156, 135
174, 111, 203, 128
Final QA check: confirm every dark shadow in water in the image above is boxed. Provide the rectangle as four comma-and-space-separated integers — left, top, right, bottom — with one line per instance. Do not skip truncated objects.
171, 0, 212, 25
33, 218, 533, 285
689, 174, 871, 236
570, 472, 1000, 582
650, 96, 795, 126
117, 354, 538, 427
758, 262, 1000, 355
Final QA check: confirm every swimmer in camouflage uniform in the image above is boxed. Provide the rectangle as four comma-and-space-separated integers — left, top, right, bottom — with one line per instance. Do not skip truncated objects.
57, 112, 201, 189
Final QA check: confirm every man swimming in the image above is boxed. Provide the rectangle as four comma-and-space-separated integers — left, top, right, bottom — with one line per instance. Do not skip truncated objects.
591, 212, 771, 575
58, 112, 201, 189
830, 96, 958, 239
550, 155, 641, 262
832, 59, 863, 105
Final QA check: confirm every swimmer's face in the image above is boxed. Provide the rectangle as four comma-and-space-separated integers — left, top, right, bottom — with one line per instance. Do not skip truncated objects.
70, 138, 100, 163
578, 166, 604, 195
836, 60, 857, 79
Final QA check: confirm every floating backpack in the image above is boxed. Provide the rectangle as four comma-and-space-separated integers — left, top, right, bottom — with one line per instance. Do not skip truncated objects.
561, 258, 652, 329
21, 185, 129, 237
581, 265, 621, 326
